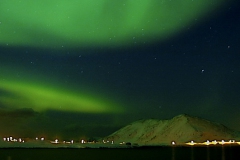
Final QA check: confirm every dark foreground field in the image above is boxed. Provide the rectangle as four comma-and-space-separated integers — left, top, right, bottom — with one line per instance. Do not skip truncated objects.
0, 146, 239, 160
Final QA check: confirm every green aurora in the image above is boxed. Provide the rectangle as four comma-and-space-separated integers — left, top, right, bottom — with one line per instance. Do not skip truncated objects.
0, 0, 227, 113
0, 79, 122, 113
0, 57, 124, 113
0, 0, 225, 49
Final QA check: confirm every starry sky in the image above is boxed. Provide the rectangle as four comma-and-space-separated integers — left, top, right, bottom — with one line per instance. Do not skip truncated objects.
0, 0, 240, 139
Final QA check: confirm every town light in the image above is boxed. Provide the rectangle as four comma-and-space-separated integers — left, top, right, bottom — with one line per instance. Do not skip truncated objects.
212, 140, 217, 145
205, 140, 210, 145
219, 140, 225, 145
186, 140, 195, 145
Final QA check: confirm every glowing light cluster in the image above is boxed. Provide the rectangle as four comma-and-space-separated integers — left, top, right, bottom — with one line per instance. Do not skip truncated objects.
185, 139, 238, 146
3, 136, 25, 143
35, 137, 45, 141
50, 139, 59, 144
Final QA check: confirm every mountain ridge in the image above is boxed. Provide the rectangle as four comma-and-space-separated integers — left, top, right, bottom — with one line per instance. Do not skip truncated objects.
104, 114, 240, 145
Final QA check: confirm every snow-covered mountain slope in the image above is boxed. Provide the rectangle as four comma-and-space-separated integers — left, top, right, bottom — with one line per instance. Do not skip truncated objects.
104, 114, 240, 145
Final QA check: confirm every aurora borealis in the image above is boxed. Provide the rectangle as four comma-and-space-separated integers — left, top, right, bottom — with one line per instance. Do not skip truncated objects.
0, 80, 122, 113
0, 0, 240, 139
0, 0, 225, 48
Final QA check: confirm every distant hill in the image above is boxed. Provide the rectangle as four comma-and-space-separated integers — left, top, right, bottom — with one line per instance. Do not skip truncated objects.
104, 114, 240, 145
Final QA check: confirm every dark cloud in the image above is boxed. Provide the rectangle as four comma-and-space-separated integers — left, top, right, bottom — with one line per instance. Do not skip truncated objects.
0, 109, 125, 139
0, 108, 37, 117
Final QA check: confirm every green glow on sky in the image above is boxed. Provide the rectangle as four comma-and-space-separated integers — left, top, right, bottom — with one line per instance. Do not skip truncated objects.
0, 0, 225, 48
0, 80, 123, 113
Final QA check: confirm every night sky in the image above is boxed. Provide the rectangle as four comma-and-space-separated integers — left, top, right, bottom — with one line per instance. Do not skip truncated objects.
0, 0, 240, 139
